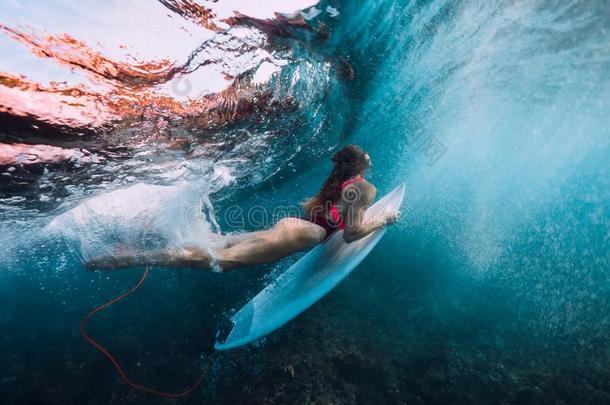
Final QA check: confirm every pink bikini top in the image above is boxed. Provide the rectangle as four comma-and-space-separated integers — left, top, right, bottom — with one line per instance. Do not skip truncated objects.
328, 175, 363, 230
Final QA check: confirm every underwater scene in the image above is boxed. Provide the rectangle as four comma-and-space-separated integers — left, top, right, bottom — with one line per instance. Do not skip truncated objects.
1, 0, 609, 403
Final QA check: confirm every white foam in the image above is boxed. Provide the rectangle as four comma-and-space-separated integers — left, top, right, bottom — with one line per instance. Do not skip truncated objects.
45, 183, 223, 264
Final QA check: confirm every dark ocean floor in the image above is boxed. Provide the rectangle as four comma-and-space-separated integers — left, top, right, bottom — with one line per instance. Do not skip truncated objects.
3, 265, 610, 405
202, 298, 610, 405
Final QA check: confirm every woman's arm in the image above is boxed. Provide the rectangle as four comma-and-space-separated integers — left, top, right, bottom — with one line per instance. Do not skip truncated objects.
342, 182, 397, 243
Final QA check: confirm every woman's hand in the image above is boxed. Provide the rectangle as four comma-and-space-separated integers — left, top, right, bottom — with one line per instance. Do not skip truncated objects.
384, 210, 400, 225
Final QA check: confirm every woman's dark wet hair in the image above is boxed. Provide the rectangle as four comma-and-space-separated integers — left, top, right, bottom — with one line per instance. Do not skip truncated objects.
303, 145, 370, 215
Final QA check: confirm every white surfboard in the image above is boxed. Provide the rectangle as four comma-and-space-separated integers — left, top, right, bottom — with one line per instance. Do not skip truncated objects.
215, 183, 405, 350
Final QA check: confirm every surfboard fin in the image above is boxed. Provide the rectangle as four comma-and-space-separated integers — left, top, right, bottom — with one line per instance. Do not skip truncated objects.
215, 318, 235, 345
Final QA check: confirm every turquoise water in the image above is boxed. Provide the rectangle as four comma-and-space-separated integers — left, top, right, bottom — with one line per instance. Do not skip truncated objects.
1, 0, 609, 403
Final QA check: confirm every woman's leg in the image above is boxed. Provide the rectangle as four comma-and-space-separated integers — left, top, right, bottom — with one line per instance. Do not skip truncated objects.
215, 218, 326, 271
85, 218, 326, 271
84, 245, 213, 270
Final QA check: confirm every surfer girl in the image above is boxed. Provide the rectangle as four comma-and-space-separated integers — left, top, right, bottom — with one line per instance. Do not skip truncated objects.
86, 145, 399, 271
